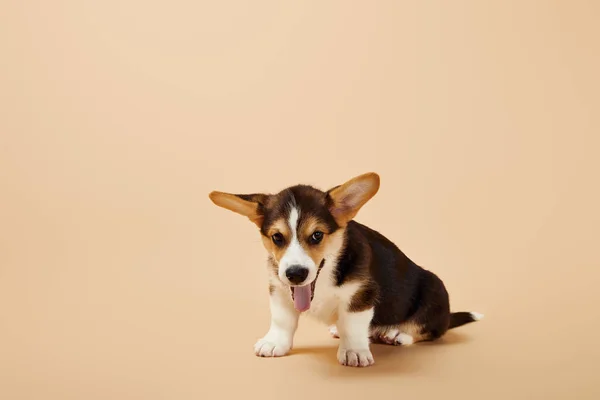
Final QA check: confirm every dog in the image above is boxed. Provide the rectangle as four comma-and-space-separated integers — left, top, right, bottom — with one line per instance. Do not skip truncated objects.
209, 172, 482, 367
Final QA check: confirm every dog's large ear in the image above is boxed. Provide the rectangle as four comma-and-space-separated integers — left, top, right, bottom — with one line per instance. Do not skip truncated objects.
326, 172, 380, 225
209, 191, 268, 227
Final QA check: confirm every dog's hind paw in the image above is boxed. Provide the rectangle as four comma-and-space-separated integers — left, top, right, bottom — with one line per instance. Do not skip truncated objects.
254, 337, 291, 357
376, 329, 414, 346
328, 325, 339, 338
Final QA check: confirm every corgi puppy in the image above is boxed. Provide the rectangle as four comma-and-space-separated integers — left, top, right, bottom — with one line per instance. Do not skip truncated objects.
209, 172, 482, 367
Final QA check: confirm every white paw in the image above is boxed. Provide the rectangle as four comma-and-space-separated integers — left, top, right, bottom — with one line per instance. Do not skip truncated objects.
329, 325, 339, 338
396, 333, 414, 346
254, 337, 291, 357
382, 328, 399, 344
378, 329, 414, 346
337, 347, 375, 367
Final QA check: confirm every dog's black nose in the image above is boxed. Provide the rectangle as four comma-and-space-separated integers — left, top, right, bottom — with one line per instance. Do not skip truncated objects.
285, 265, 309, 284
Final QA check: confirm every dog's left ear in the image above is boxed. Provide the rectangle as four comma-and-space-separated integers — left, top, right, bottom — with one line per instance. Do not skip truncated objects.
209, 191, 268, 227
327, 172, 380, 225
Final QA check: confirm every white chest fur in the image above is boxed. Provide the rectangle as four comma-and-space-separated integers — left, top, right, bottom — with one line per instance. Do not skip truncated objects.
303, 271, 362, 326
268, 261, 362, 326
303, 276, 340, 325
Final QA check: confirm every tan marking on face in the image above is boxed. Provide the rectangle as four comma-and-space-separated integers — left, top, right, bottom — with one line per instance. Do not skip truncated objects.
261, 218, 291, 263
297, 215, 345, 267
300, 215, 322, 238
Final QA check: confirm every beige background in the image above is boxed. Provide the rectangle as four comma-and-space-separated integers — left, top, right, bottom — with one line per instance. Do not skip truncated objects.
1, 1, 599, 399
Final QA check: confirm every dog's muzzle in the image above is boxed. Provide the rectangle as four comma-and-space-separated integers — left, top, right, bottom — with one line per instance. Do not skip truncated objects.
290, 259, 325, 312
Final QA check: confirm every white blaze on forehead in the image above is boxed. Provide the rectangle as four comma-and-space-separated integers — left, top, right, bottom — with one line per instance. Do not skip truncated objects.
278, 205, 316, 283
288, 206, 300, 237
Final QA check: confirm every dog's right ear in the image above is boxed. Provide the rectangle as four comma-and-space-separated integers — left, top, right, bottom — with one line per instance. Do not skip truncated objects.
209, 191, 268, 227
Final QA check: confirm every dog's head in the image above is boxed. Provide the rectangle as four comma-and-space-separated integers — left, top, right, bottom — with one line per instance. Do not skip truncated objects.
209, 172, 380, 308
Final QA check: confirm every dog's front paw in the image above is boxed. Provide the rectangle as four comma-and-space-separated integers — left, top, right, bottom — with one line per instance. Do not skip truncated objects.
254, 337, 291, 357
337, 347, 374, 367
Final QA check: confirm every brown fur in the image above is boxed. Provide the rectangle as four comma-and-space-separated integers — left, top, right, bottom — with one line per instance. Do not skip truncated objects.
349, 282, 378, 312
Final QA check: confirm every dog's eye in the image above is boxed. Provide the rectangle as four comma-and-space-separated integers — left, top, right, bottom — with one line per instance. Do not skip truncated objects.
310, 231, 324, 244
272, 233, 285, 246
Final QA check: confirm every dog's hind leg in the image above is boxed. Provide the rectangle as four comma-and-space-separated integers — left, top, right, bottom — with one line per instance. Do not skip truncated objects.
370, 323, 430, 346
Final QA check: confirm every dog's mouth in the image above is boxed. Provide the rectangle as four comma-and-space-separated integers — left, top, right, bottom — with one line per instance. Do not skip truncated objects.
290, 259, 325, 312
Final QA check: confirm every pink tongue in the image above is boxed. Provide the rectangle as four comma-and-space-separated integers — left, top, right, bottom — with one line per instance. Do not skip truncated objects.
293, 286, 311, 312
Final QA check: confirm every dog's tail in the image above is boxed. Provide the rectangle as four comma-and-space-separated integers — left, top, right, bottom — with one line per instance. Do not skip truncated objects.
448, 311, 484, 329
